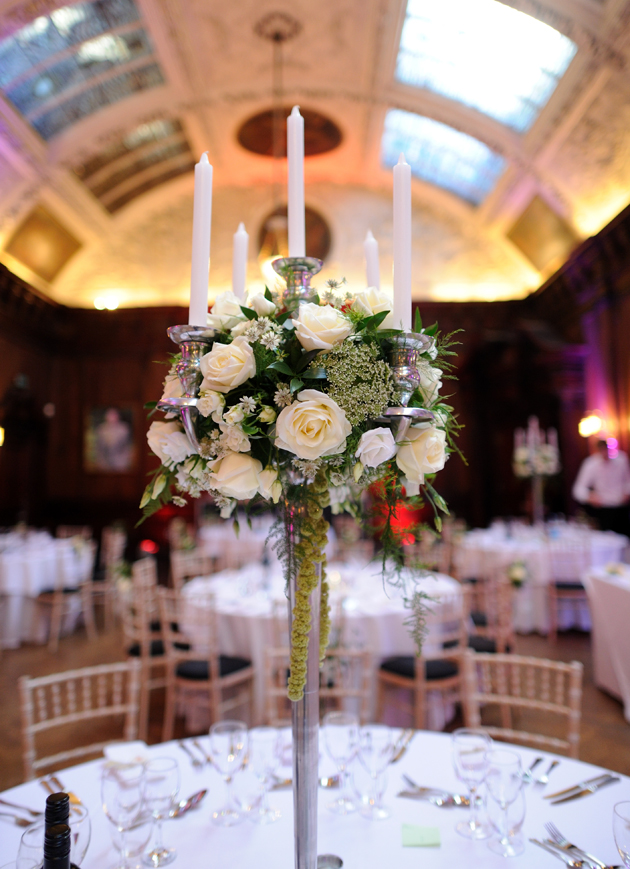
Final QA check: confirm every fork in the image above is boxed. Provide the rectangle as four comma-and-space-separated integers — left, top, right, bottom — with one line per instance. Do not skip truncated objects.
0, 797, 42, 817
545, 822, 608, 869
178, 740, 203, 768
192, 739, 212, 764
49, 775, 82, 806
534, 759, 560, 787
530, 838, 583, 867
0, 811, 32, 827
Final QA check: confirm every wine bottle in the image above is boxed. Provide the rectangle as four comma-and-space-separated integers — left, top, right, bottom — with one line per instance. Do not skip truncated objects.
43, 824, 71, 869
45, 793, 70, 828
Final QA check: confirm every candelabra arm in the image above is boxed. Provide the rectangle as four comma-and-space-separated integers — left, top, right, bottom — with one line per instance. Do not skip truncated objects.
377, 331, 436, 439
272, 257, 322, 307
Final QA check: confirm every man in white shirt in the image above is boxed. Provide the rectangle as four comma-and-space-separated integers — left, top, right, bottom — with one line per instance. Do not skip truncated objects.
572, 439, 630, 536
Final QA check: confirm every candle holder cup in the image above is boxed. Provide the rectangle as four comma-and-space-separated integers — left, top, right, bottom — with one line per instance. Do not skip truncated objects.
377, 331, 436, 441
271, 257, 322, 307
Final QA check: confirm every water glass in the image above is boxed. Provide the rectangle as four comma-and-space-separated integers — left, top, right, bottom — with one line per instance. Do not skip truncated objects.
452, 728, 492, 839
18, 805, 91, 869
323, 711, 359, 815
142, 758, 180, 867
209, 719, 248, 826
486, 786, 525, 849
613, 801, 630, 868
102, 763, 146, 869
356, 724, 395, 820
485, 749, 524, 857
247, 727, 281, 824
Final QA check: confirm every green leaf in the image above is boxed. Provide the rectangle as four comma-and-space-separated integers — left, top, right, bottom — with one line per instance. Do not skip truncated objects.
239, 306, 257, 321
302, 367, 327, 379
276, 311, 291, 325
264, 286, 274, 302
241, 422, 260, 435
362, 310, 389, 330
295, 349, 321, 372
425, 322, 438, 336
144, 401, 158, 409
434, 515, 442, 533
139, 485, 152, 509
414, 309, 423, 333
290, 377, 304, 393
267, 360, 294, 376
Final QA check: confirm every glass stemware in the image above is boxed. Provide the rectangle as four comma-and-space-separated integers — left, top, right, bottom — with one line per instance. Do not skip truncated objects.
247, 726, 281, 824
452, 728, 492, 840
141, 757, 180, 867
18, 805, 91, 869
356, 724, 395, 820
323, 711, 359, 815
209, 719, 248, 826
102, 763, 147, 869
485, 749, 524, 857
613, 801, 630, 868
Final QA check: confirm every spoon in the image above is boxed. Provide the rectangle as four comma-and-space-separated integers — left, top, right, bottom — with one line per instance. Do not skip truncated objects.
429, 794, 470, 807
169, 789, 207, 818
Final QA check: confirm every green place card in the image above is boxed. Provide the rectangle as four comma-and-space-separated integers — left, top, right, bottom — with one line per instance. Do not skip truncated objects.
401, 824, 441, 847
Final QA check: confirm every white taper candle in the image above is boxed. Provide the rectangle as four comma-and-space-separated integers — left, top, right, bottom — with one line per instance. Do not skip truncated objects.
189, 152, 213, 326
287, 106, 305, 258
393, 153, 412, 331
232, 222, 249, 300
364, 229, 380, 289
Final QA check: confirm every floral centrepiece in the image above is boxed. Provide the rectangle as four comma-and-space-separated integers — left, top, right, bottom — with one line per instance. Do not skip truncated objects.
142, 284, 461, 700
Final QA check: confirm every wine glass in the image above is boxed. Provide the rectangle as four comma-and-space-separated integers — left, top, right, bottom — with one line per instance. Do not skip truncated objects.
452, 728, 492, 839
141, 757, 180, 867
322, 711, 359, 815
102, 763, 147, 869
209, 719, 248, 826
247, 727, 282, 824
487, 786, 525, 850
356, 724, 395, 820
613, 802, 630, 868
485, 749, 524, 857
18, 805, 91, 869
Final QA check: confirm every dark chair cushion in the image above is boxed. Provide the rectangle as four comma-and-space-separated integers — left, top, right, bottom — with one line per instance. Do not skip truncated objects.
468, 635, 497, 653
470, 610, 488, 627
128, 640, 164, 657
553, 582, 585, 591
380, 656, 458, 680
175, 655, 251, 680
39, 587, 80, 595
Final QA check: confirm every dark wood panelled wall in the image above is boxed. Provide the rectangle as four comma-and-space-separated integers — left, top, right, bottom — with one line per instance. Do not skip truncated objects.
4, 202, 630, 540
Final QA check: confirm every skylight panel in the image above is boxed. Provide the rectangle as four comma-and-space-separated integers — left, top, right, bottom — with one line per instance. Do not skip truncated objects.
396, 0, 577, 133
382, 109, 506, 205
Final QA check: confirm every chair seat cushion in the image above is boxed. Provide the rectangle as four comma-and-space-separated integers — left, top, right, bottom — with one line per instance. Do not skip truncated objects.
470, 610, 487, 627
176, 655, 251, 680
380, 656, 458, 680
128, 640, 164, 657
468, 635, 497, 653
553, 582, 585, 591
39, 587, 80, 595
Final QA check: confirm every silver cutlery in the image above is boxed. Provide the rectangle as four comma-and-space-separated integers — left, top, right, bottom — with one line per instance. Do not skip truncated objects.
0, 811, 32, 828
534, 760, 560, 788
550, 775, 620, 805
391, 729, 414, 763
0, 797, 41, 817
397, 789, 469, 806
545, 773, 614, 801
545, 822, 608, 869
193, 739, 212, 764
169, 789, 207, 818
48, 775, 82, 807
271, 775, 340, 790
522, 756, 543, 783
177, 740, 203, 769
530, 838, 584, 866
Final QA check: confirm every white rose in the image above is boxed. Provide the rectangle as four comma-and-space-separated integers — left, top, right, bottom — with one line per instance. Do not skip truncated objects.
396, 425, 446, 485
351, 287, 394, 329
147, 421, 195, 467
219, 423, 250, 453
355, 427, 397, 468
230, 320, 250, 338
200, 337, 256, 394
223, 406, 245, 425
197, 389, 224, 420
160, 373, 183, 401
418, 365, 442, 406
208, 452, 262, 500
207, 291, 246, 331
292, 303, 352, 351
258, 468, 282, 503
276, 389, 352, 460
249, 293, 276, 317
258, 405, 277, 424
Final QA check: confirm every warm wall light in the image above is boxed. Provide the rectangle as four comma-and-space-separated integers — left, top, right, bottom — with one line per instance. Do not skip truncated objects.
578, 412, 603, 437
0, 427, 4, 446
94, 294, 120, 310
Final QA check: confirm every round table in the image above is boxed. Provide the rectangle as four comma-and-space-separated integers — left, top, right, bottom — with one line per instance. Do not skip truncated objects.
1, 732, 628, 868
182, 563, 461, 725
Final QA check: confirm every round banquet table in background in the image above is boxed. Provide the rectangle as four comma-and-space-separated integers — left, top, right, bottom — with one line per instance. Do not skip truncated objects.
182, 563, 461, 726
452, 523, 628, 634
0, 533, 96, 648
1, 732, 628, 869
583, 565, 630, 722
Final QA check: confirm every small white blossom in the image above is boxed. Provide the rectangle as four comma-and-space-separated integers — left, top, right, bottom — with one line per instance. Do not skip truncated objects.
239, 396, 256, 413
274, 384, 293, 408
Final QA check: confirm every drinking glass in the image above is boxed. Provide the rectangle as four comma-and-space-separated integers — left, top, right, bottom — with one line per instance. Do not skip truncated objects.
18, 805, 91, 869
485, 749, 524, 857
486, 786, 525, 851
209, 719, 248, 826
323, 711, 359, 815
247, 727, 281, 824
613, 801, 630, 868
356, 724, 395, 820
452, 728, 492, 839
102, 763, 147, 869
141, 757, 180, 867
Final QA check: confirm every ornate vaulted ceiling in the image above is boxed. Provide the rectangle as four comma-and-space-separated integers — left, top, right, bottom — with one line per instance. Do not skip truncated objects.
0, 0, 629, 308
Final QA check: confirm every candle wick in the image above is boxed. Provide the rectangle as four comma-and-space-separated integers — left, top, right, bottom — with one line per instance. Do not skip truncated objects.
237, 222, 246, 232
366, 229, 374, 240
397, 153, 406, 165
291, 105, 302, 116
200, 151, 210, 164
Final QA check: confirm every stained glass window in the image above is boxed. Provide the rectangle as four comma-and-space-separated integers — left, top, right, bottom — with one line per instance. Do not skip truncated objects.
396, 0, 577, 133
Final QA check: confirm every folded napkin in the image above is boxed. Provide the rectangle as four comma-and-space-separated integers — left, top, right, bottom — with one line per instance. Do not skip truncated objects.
104, 740, 149, 765
401, 824, 440, 847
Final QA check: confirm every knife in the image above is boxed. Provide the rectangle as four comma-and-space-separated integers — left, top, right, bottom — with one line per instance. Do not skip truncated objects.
530, 838, 583, 866
544, 773, 613, 800
550, 776, 620, 804
391, 729, 415, 763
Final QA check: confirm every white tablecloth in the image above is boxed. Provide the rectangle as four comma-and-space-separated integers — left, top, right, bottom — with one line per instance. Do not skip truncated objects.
182, 563, 461, 725
583, 565, 630, 722
198, 519, 337, 568
453, 524, 628, 634
0, 534, 95, 648
2, 732, 629, 868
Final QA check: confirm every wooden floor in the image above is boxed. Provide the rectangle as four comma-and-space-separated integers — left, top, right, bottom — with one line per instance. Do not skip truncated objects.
0, 619, 628, 791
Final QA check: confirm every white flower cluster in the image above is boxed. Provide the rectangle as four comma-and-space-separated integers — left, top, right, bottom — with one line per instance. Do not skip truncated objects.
512, 443, 560, 478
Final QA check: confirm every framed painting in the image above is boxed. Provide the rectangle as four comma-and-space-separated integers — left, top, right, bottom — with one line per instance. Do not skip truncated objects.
84, 406, 136, 473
